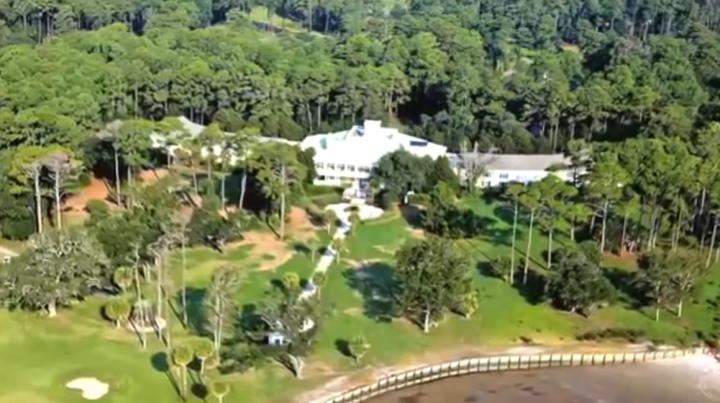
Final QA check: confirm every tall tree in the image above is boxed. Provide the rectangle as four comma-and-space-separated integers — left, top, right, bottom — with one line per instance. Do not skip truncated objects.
585, 152, 629, 253
258, 277, 319, 379
206, 266, 240, 351
636, 249, 677, 322
545, 248, 614, 314
392, 237, 472, 333
251, 143, 306, 240
519, 183, 542, 284
0, 227, 110, 317
504, 182, 525, 283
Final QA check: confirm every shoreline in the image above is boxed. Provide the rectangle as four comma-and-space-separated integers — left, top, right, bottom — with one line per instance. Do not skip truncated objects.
295, 341, 691, 403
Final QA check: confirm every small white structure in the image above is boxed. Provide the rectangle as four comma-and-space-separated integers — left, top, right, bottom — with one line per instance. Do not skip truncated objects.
301, 120, 447, 188
450, 153, 580, 188
2, 256, 11, 264
265, 318, 315, 346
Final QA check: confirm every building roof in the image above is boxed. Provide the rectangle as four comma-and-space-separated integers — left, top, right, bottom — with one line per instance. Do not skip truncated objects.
301, 120, 447, 164
450, 153, 570, 171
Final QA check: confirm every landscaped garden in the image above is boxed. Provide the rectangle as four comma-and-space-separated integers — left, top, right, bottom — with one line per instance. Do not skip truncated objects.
2, 183, 719, 403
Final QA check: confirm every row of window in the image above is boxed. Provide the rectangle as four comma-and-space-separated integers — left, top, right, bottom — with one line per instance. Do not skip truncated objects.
315, 162, 372, 173
317, 175, 354, 182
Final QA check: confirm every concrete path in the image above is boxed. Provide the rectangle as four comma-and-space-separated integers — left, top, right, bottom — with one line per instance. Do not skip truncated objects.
300, 203, 383, 299
0, 245, 18, 257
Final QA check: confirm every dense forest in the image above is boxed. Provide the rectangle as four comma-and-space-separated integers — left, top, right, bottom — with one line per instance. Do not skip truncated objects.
1, 0, 720, 239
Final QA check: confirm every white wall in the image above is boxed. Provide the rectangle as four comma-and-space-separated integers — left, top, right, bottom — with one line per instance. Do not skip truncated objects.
458, 168, 574, 188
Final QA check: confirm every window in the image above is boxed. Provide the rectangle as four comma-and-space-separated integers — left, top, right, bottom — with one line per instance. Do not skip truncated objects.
358, 166, 371, 173
499, 173, 509, 180
337, 164, 346, 171
315, 162, 324, 169
347, 165, 356, 172
327, 163, 336, 170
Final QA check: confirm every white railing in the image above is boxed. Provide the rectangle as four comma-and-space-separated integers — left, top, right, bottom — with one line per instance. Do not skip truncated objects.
313, 347, 708, 403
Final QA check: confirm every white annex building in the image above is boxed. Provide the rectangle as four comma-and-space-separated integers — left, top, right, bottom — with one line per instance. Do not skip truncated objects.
299, 120, 447, 192
449, 153, 576, 188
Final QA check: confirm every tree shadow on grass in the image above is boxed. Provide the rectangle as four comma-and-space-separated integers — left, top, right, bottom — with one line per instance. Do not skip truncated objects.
291, 241, 311, 259
335, 339, 352, 359
151, 352, 182, 399
184, 288, 210, 337
603, 267, 646, 310
399, 205, 423, 229
343, 262, 395, 322
514, 269, 546, 306
192, 382, 208, 401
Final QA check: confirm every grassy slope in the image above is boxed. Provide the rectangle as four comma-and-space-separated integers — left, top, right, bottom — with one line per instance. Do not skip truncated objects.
0, 197, 718, 403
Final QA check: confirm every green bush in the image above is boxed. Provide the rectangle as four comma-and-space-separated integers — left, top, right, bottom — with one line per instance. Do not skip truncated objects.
376, 190, 397, 209
77, 171, 92, 187
310, 192, 342, 208
1, 217, 35, 240
407, 193, 431, 206
576, 328, 646, 343
305, 185, 343, 197
85, 199, 109, 216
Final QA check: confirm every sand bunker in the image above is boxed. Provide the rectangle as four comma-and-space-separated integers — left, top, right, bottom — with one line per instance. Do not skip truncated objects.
66, 377, 109, 400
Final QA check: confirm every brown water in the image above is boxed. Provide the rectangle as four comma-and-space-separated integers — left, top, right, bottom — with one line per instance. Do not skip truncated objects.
367, 357, 720, 403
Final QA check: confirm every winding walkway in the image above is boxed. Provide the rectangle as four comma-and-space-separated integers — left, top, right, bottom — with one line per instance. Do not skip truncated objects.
301, 203, 382, 299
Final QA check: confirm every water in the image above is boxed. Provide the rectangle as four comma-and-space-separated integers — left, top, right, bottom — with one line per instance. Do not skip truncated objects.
367, 358, 720, 403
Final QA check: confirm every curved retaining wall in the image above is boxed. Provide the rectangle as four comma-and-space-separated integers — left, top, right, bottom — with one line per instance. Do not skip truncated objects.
315, 347, 707, 403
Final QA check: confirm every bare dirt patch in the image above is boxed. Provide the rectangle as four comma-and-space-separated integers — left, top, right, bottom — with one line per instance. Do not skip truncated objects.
64, 178, 111, 212
139, 168, 170, 183
287, 207, 318, 242
237, 231, 296, 271
232, 207, 319, 271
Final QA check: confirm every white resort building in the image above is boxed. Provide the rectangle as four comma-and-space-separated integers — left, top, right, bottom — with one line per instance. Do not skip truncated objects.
299, 120, 446, 196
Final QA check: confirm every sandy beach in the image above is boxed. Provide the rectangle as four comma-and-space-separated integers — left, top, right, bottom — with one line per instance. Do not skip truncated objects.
367, 355, 720, 403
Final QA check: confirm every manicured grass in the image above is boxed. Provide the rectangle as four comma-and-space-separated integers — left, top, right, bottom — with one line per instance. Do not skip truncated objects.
1, 196, 718, 403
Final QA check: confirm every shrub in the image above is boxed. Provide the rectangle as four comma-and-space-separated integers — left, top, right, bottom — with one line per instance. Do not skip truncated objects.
576, 328, 646, 343
85, 199, 109, 216
376, 190, 397, 209
407, 193, 431, 206
305, 185, 343, 197
1, 217, 35, 240
77, 171, 92, 187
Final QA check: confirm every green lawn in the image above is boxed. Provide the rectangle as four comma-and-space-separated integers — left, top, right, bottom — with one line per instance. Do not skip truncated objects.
0, 197, 718, 403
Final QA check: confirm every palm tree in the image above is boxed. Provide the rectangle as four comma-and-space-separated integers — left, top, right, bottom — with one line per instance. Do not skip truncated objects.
323, 209, 338, 235
282, 272, 301, 291
104, 298, 131, 328
194, 338, 215, 377
331, 237, 346, 263
172, 344, 194, 398
307, 238, 320, 262
113, 266, 134, 294
349, 210, 361, 234
349, 334, 370, 364
208, 380, 230, 403
312, 271, 327, 298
